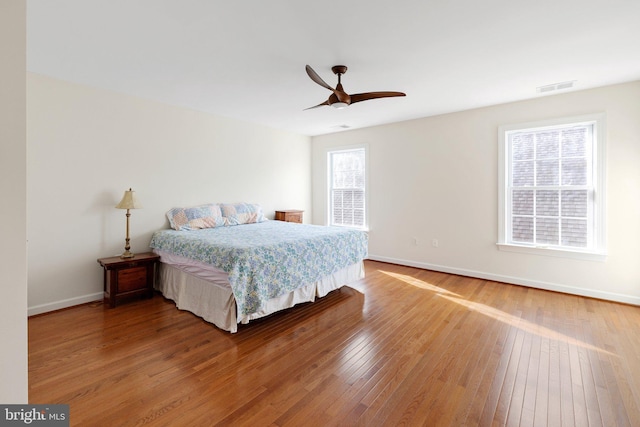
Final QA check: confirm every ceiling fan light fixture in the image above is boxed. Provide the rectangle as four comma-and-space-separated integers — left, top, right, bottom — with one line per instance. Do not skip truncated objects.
304, 65, 405, 111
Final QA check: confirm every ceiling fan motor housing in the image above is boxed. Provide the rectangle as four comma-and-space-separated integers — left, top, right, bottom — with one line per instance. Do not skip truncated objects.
331, 65, 348, 75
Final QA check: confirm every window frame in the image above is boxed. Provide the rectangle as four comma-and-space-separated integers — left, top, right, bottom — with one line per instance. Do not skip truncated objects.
497, 113, 606, 260
326, 144, 369, 230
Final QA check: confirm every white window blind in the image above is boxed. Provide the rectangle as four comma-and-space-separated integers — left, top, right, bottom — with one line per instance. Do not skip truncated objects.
329, 148, 366, 228
499, 114, 606, 258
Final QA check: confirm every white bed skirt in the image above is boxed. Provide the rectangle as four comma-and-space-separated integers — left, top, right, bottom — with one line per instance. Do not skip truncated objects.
156, 261, 364, 333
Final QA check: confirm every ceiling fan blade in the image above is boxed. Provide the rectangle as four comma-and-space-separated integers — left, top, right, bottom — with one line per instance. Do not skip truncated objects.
304, 100, 330, 110
305, 65, 335, 92
350, 91, 406, 104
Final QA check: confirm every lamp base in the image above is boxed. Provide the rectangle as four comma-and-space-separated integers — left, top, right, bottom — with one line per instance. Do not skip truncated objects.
120, 250, 135, 259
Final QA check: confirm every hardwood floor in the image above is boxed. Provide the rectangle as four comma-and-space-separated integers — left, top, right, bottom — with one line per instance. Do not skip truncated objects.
29, 260, 640, 426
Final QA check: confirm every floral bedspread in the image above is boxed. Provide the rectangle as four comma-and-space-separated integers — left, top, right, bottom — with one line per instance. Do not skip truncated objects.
149, 221, 368, 317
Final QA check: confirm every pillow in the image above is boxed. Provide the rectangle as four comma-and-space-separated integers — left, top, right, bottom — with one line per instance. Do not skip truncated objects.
220, 203, 267, 225
166, 203, 228, 231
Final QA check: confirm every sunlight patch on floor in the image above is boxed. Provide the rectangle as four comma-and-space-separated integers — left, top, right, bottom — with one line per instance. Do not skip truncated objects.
438, 293, 613, 355
379, 269, 613, 356
380, 270, 461, 297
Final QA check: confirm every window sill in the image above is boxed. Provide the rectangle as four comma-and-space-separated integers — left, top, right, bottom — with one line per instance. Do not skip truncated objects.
496, 243, 607, 261
331, 224, 369, 232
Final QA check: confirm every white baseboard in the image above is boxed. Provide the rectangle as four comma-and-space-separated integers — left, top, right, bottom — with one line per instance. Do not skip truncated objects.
28, 292, 103, 317
367, 254, 640, 306
27, 256, 639, 316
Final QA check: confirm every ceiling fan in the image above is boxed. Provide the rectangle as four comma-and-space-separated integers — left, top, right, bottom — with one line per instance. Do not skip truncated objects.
304, 64, 406, 110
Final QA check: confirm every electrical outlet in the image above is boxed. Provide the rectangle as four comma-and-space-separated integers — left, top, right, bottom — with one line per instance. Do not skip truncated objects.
432, 238, 439, 248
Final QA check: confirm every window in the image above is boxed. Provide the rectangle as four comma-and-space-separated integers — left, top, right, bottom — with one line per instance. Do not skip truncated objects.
498, 114, 606, 259
328, 146, 367, 228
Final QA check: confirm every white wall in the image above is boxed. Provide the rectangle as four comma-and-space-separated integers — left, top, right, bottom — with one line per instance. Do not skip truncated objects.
312, 81, 640, 304
0, 0, 28, 403
27, 74, 311, 314
25, 72, 640, 316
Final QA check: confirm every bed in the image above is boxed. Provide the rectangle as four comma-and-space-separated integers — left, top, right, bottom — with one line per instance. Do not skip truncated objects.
149, 203, 368, 332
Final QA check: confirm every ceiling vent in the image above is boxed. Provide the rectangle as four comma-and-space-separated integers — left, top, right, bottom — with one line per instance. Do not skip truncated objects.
536, 80, 576, 93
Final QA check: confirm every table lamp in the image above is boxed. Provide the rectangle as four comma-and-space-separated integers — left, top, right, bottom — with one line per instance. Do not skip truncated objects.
115, 188, 142, 258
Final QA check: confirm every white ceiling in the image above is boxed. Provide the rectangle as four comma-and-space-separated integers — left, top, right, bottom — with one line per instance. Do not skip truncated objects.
27, 0, 640, 136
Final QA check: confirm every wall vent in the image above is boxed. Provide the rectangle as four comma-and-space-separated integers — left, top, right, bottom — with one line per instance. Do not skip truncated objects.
537, 80, 576, 93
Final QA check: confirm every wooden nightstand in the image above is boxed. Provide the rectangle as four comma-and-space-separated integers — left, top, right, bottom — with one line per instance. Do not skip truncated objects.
97, 252, 160, 308
275, 210, 303, 223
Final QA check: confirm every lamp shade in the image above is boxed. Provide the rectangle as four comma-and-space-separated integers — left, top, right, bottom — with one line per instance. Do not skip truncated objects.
115, 188, 142, 210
